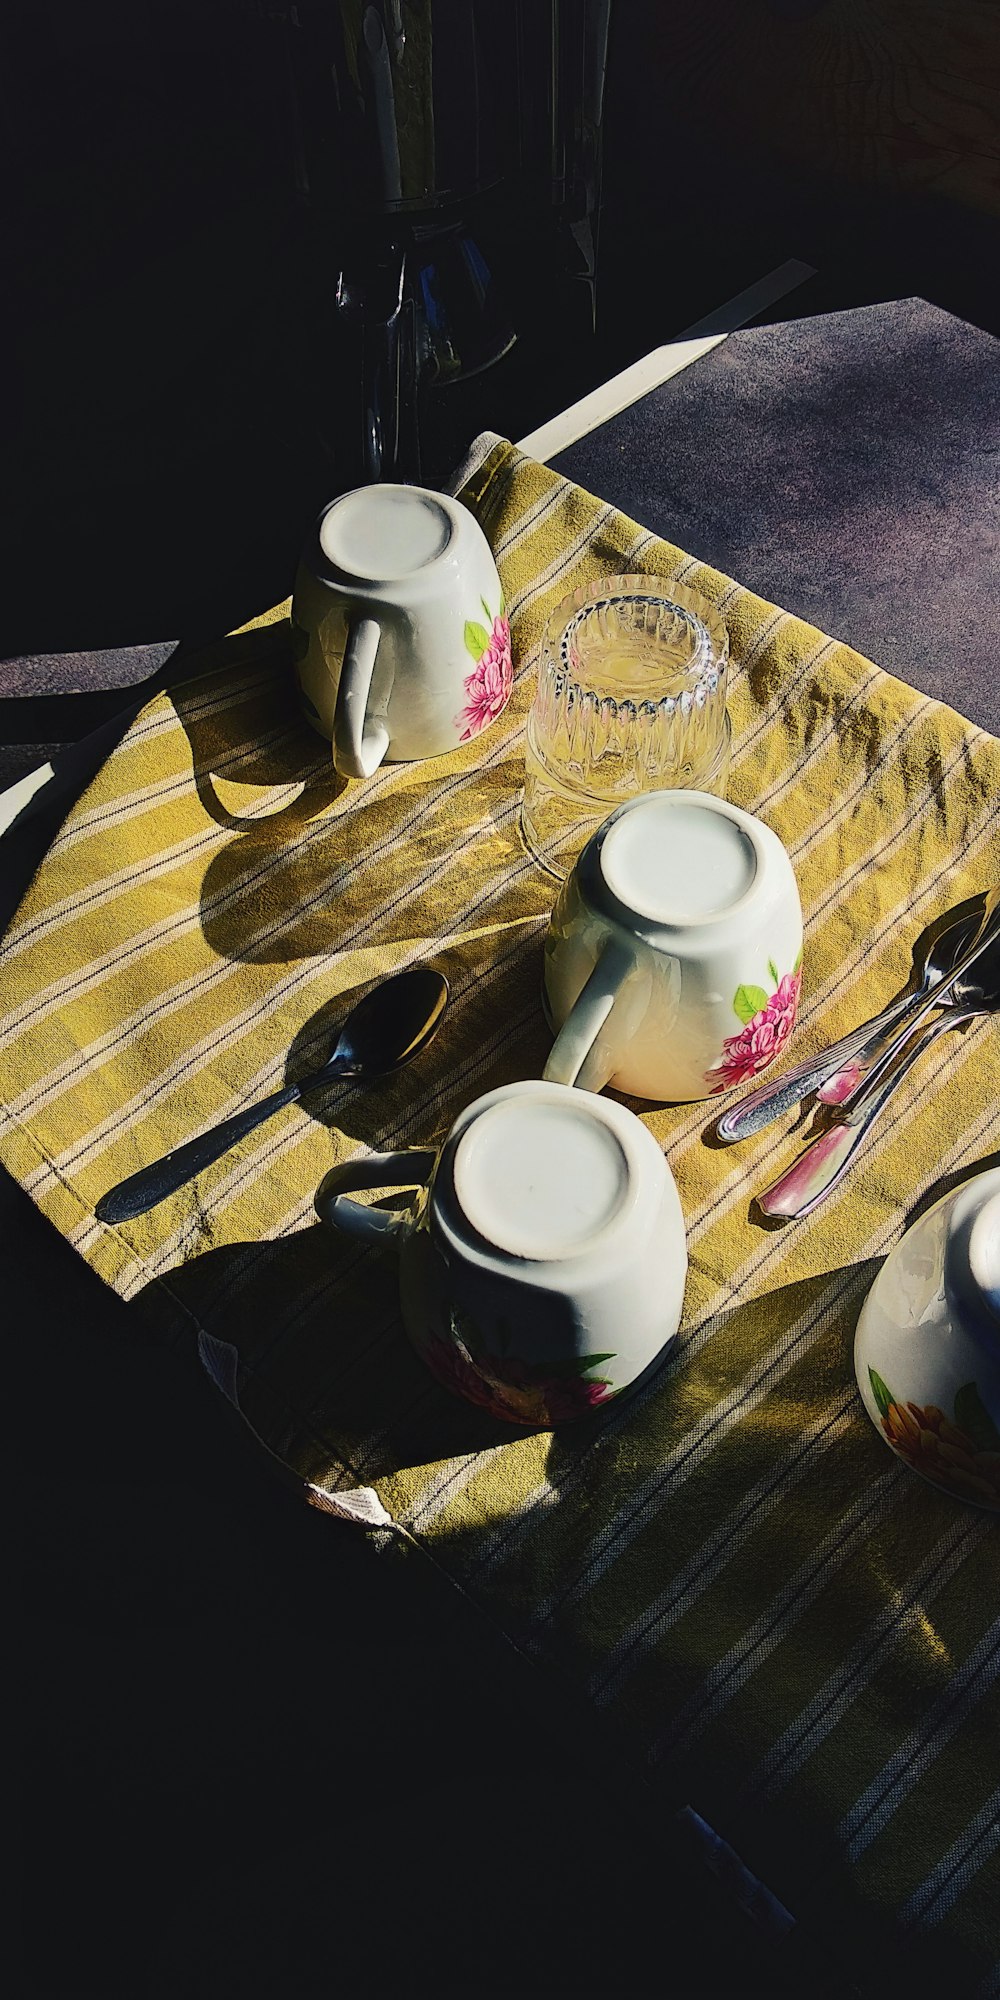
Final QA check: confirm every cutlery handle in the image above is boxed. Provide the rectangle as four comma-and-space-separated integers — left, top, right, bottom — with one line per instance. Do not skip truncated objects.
814, 993, 953, 1106
96, 1079, 306, 1223
817, 987, 949, 1110
757, 1012, 971, 1220
715, 992, 911, 1142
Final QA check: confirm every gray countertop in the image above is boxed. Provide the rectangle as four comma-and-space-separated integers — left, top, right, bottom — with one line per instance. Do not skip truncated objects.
553, 299, 1000, 736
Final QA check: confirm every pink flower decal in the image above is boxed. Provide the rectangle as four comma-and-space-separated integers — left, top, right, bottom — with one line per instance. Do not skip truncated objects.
456, 602, 513, 741
708, 963, 802, 1093
415, 1321, 616, 1428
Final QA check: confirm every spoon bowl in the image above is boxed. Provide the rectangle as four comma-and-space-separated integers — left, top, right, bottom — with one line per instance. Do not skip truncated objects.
929, 928, 1000, 1021
325, 965, 449, 1078
96, 967, 450, 1224
822, 911, 1000, 1114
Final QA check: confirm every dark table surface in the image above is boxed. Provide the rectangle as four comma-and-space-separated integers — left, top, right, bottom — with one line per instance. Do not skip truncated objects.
555, 299, 1000, 736
10, 296, 996, 2000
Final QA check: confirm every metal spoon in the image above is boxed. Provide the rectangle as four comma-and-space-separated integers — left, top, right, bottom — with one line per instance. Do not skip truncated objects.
757, 931, 1000, 1221
96, 967, 450, 1224
716, 887, 999, 1143
817, 889, 1000, 1110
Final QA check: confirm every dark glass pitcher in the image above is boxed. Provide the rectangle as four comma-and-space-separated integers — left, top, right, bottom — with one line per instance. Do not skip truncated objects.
274, 0, 612, 485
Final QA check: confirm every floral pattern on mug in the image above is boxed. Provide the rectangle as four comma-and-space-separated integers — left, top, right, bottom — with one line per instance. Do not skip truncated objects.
868, 1370, 1000, 1508
418, 1310, 616, 1427
708, 955, 802, 1092
456, 596, 513, 741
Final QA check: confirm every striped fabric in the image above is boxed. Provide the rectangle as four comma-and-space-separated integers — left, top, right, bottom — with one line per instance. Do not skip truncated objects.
2, 437, 998, 1990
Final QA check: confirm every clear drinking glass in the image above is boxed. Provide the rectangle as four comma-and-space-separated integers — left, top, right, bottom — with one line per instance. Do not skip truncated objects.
520, 574, 731, 878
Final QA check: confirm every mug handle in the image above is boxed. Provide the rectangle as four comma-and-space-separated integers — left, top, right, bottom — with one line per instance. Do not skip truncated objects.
333, 615, 392, 779
543, 938, 638, 1093
314, 1148, 436, 1243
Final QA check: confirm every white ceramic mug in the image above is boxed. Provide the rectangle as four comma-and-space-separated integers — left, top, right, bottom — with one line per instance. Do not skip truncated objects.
291, 484, 512, 778
314, 1080, 687, 1426
543, 790, 803, 1102
854, 1166, 1000, 1511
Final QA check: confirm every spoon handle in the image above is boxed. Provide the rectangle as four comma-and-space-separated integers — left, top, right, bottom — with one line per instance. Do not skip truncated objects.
757, 1011, 973, 1221
96, 1075, 319, 1223
715, 992, 912, 1142
814, 986, 962, 1107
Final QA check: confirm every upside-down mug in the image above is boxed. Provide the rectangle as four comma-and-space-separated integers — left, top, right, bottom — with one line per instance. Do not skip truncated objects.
291, 484, 512, 778
854, 1166, 1000, 1511
314, 1080, 687, 1426
542, 790, 803, 1102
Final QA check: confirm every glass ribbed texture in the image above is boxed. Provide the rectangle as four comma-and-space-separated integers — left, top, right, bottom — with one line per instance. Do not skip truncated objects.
521, 575, 731, 878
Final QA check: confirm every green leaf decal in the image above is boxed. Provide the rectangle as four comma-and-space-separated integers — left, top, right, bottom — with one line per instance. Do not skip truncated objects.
768, 960, 780, 986
953, 1382, 1000, 1453
733, 983, 770, 1024
535, 1351, 617, 1380
464, 619, 490, 661
481, 596, 494, 623
793, 947, 803, 973
868, 1367, 894, 1420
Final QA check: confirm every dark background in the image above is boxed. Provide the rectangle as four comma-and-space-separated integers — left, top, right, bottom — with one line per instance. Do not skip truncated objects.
4, 0, 1000, 664
8, 5, 999, 1994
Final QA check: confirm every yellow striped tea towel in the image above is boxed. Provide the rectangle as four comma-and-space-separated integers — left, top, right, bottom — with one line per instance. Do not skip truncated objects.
1, 435, 998, 1993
